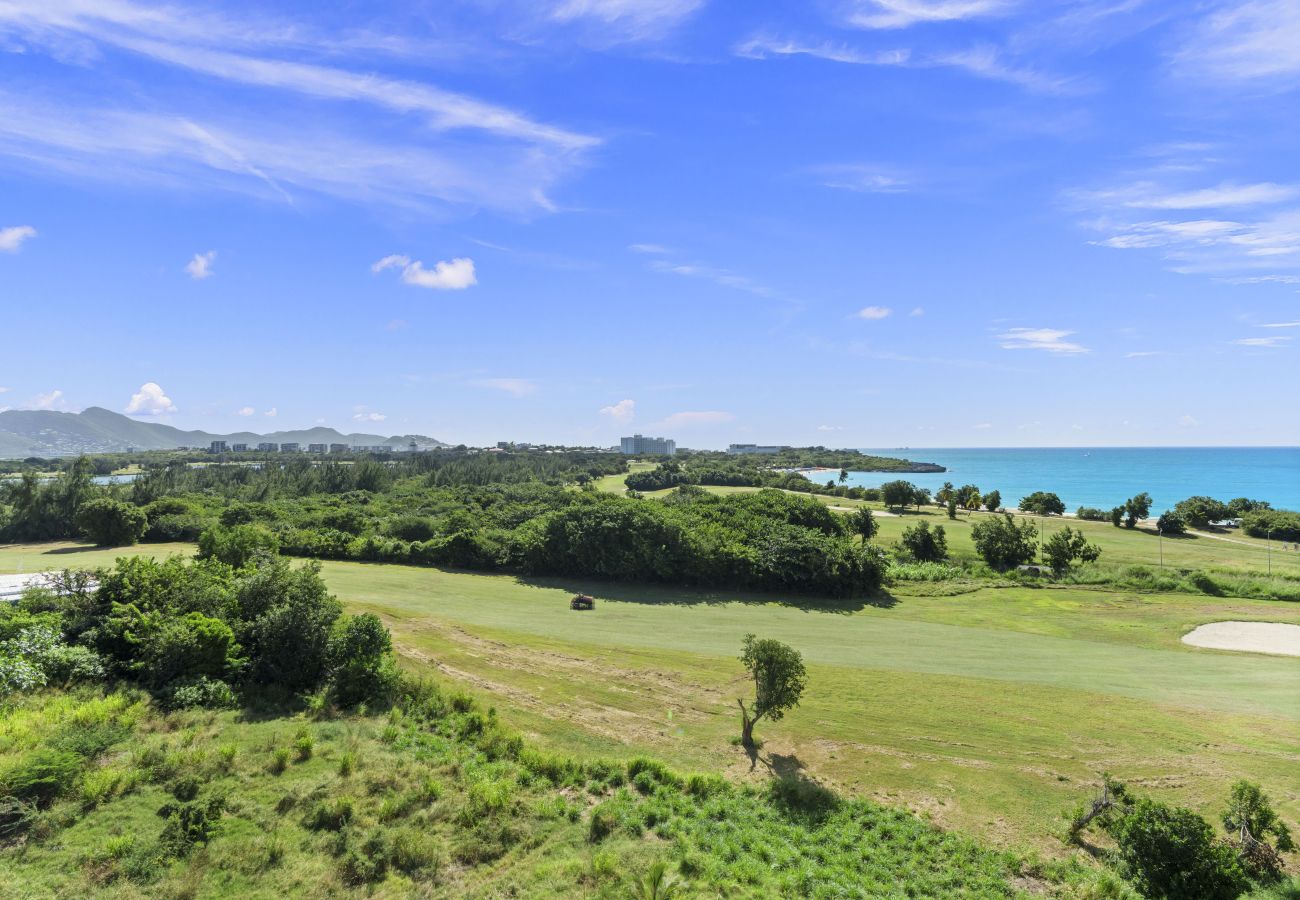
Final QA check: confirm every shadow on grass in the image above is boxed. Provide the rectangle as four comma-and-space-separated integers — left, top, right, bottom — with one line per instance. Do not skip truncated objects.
514, 574, 897, 614
42, 544, 110, 555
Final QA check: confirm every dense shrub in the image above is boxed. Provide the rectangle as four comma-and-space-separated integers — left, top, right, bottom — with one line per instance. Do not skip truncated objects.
899, 521, 947, 562
75, 498, 148, 546
197, 523, 281, 568
970, 515, 1038, 570
1107, 798, 1248, 900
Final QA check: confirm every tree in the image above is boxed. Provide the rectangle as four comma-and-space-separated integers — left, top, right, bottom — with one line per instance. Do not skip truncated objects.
1019, 492, 1065, 516
946, 496, 957, 520
970, 514, 1038, 570
1156, 511, 1186, 535
955, 484, 981, 509
1172, 496, 1229, 530
74, 498, 147, 546
1108, 798, 1248, 900
838, 468, 848, 485
1110, 506, 1124, 528
737, 634, 807, 749
1227, 497, 1270, 517
983, 490, 1001, 512
197, 523, 280, 568
935, 481, 955, 507
1222, 780, 1294, 880
1041, 527, 1101, 574
1122, 492, 1152, 529
328, 613, 397, 707
880, 480, 918, 512
901, 521, 947, 562
846, 507, 878, 542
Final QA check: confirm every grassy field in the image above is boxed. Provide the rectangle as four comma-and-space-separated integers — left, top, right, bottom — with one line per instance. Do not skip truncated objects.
589, 460, 656, 495
4, 540, 1297, 857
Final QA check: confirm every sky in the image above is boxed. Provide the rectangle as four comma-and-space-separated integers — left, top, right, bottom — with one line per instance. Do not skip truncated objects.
1, 0, 1298, 449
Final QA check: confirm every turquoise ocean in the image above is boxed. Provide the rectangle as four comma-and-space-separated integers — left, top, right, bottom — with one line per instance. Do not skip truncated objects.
818, 447, 1300, 515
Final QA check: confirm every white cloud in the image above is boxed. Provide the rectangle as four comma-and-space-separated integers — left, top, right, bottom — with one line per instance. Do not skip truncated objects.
1175, 0, 1300, 85
470, 378, 537, 397
236, 406, 255, 416
373, 255, 476, 290
909, 307, 925, 316
124, 382, 176, 416
1088, 181, 1297, 210
629, 242, 669, 254
856, 305, 892, 320
264, 407, 278, 417
548, 0, 703, 39
0, 3, 596, 214
647, 259, 772, 297
816, 424, 844, 431
186, 250, 216, 279
735, 34, 1069, 93
1260, 320, 1300, 327
815, 164, 908, 194
1179, 415, 1200, 427
0, 225, 37, 252
844, 0, 1015, 29
1125, 350, 1166, 358
0, 386, 8, 393
352, 407, 387, 422
1233, 335, 1292, 347
997, 327, 1089, 354
659, 410, 734, 428
30, 389, 64, 410
599, 399, 636, 422
972, 422, 993, 429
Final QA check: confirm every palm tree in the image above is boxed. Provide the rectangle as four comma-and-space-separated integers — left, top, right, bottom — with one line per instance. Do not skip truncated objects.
633, 860, 682, 899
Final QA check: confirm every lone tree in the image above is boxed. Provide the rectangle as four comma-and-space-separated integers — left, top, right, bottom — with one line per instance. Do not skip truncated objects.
880, 480, 918, 512
983, 489, 1001, 512
1121, 492, 1152, 529
970, 514, 1038, 570
847, 506, 878, 543
737, 634, 807, 749
901, 521, 948, 562
1041, 527, 1101, 574
1019, 491, 1065, 516
75, 497, 147, 547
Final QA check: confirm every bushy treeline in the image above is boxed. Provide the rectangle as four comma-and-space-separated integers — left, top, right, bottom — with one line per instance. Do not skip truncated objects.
624, 450, 940, 495
1, 553, 396, 712
195, 486, 885, 597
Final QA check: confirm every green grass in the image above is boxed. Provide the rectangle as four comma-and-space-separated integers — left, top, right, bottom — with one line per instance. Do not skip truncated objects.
589, 461, 656, 495
3, 540, 1297, 856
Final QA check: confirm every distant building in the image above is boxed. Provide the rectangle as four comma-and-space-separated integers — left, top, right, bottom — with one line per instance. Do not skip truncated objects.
375, 445, 393, 453
496, 441, 513, 450
257, 442, 279, 452
280, 442, 300, 452
209, 440, 228, 453
408, 441, 418, 452
329, 443, 349, 453
231, 443, 249, 452
620, 434, 676, 455
308, 443, 327, 453
726, 444, 790, 455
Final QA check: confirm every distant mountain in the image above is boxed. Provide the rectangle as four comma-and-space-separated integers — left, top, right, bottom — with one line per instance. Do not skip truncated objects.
0, 407, 448, 458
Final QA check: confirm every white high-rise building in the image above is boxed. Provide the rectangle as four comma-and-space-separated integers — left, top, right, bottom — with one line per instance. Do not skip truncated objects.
620, 434, 676, 455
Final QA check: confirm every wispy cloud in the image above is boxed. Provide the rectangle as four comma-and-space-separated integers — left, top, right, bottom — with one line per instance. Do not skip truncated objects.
0, 225, 36, 252
264, 407, 278, 417
1125, 350, 1166, 358
373, 255, 477, 290
816, 424, 843, 431
814, 164, 909, 194
125, 382, 176, 416
658, 410, 734, 428
0, 1, 596, 213
599, 398, 636, 422
470, 377, 537, 397
997, 327, 1089, 354
856, 305, 892, 320
186, 250, 216, 280
352, 407, 387, 422
1174, 0, 1300, 86
1083, 181, 1297, 210
1260, 320, 1300, 327
647, 258, 772, 297
628, 242, 670, 254
843, 0, 1016, 29
1232, 335, 1292, 347
236, 406, 255, 416
548, 0, 704, 41
735, 34, 1073, 93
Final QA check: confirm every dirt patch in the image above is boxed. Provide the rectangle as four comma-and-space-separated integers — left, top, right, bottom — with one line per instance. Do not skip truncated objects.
1182, 621, 1300, 657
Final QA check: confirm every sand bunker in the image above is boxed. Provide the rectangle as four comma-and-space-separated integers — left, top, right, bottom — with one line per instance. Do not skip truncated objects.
1182, 621, 1300, 657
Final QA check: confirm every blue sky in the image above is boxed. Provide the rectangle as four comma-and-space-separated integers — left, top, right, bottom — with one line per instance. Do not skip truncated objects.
1, 0, 1297, 448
